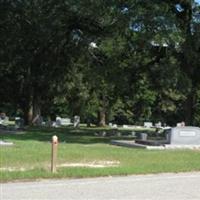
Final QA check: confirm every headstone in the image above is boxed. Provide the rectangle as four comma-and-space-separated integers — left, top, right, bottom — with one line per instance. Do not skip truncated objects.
144, 122, 153, 128
123, 125, 129, 128
131, 131, 136, 137
0, 113, 9, 126
167, 126, 200, 145
4, 116, 9, 122
102, 131, 107, 137
112, 124, 118, 128
56, 117, 62, 126
41, 122, 46, 126
94, 132, 99, 136
52, 121, 57, 127
55, 117, 72, 126
109, 123, 113, 127
15, 117, 24, 129
140, 133, 148, 141
117, 132, 121, 137
60, 118, 72, 126
177, 121, 185, 127
74, 115, 80, 128
155, 121, 162, 128
181, 121, 185, 127
0, 113, 6, 120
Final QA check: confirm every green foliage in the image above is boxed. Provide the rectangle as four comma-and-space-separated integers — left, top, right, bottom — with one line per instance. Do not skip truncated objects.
1, 0, 200, 126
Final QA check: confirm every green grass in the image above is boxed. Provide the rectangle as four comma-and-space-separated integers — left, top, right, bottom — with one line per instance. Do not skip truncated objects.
0, 126, 200, 182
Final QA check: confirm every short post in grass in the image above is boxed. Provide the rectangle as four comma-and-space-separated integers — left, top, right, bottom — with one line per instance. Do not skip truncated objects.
51, 135, 58, 173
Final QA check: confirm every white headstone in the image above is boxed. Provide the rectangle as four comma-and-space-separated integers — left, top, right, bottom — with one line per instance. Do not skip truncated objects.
109, 123, 113, 127
74, 116, 80, 127
144, 122, 153, 128
112, 124, 118, 128
155, 121, 162, 128
60, 118, 71, 126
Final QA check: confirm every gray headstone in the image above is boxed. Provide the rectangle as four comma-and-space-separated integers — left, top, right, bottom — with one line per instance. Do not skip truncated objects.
56, 117, 62, 126
102, 131, 107, 137
74, 116, 80, 128
117, 132, 121, 137
131, 131, 136, 137
140, 133, 148, 141
15, 117, 24, 129
52, 121, 57, 127
167, 127, 200, 145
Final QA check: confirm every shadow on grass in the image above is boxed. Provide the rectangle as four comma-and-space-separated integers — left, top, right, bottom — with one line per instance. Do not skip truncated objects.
0, 126, 142, 144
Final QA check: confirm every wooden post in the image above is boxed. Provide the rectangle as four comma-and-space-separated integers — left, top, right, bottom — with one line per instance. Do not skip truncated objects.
51, 135, 58, 173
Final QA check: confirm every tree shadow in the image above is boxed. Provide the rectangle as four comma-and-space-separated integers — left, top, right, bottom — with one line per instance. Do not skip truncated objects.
0, 126, 147, 144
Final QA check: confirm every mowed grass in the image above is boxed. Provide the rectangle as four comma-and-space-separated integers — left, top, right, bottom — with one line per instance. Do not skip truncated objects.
0, 126, 200, 181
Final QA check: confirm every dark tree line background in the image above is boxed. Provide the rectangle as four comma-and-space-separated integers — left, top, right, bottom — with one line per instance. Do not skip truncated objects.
0, 0, 200, 126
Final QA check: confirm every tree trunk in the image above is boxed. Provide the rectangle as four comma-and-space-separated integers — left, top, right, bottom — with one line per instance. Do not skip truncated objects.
22, 101, 33, 126
98, 93, 108, 126
22, 95, 41, 126
184, 90, 195, 125
27, 105, 33, 125
178, 2, 195, 125
98, 109, 106, 126
32, 96, 41, 125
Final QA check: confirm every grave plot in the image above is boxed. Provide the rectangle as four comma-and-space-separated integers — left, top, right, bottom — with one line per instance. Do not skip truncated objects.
111, 126, 200, 150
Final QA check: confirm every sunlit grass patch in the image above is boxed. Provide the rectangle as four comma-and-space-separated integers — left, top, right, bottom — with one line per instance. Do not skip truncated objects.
1, 126, 200, 181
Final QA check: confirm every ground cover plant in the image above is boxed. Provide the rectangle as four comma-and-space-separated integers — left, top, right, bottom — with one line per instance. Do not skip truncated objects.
0, 126, 200, 182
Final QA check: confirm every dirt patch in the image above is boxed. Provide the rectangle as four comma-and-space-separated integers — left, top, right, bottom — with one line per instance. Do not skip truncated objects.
58, 160, 120, 168
0, 161, 120, 172
0, 167, 34, 172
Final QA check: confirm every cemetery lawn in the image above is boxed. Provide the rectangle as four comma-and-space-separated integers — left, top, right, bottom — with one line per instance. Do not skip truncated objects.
1, 127, 200, 182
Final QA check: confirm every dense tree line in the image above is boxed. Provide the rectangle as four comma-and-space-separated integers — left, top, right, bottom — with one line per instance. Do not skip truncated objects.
0, 0, 200, 126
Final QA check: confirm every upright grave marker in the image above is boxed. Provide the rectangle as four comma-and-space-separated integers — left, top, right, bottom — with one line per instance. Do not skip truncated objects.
51, 135, 58, 173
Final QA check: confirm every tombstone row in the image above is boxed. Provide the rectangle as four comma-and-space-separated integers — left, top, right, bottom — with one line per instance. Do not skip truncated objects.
54, 116, 80, 127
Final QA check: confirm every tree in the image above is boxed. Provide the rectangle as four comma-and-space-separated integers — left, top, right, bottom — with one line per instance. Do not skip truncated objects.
1, 0, 200, 127
168, 0, 200, 125
0, 0, 106, 124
